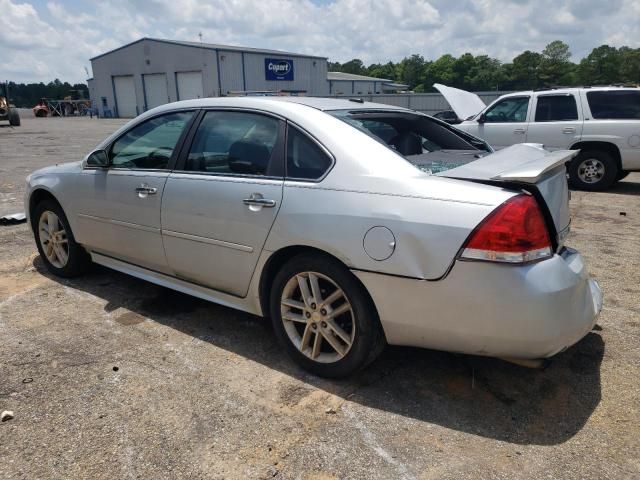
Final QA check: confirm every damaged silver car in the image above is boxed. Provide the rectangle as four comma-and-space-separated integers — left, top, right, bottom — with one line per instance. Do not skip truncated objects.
25, 97, 602, 377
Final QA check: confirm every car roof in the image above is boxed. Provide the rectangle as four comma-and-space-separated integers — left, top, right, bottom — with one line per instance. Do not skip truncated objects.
148, 96, 408, 114
501, 86, 640, 97
264, 96, 406, 111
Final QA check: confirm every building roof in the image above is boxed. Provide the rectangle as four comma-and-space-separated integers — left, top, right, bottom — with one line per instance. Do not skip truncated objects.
91, 37, 328, 61
327, 72, 393, 82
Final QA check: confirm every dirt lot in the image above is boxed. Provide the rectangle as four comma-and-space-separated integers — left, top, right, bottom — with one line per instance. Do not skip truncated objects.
1, 115, 639, 479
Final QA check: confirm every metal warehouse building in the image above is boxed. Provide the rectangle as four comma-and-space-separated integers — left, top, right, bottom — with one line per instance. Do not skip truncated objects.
88, 37, 330, 117
327, 72, 408, 95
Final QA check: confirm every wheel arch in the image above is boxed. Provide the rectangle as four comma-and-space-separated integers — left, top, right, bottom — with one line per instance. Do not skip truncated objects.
258, 245, 382, 331
28, 188, 63, 229
569, 141, 622, 172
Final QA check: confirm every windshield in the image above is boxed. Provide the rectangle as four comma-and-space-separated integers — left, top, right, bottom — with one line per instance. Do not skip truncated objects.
328, 109, 491, 174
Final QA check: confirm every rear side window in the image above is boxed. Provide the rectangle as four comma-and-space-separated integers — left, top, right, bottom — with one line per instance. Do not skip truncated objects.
286, 126, 333, 180
535, 95, 578, 122
185, 111, 280, 176
587, 91, 640, 119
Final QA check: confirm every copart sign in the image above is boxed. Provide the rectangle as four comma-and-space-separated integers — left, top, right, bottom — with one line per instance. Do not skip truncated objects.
265, 58, 294, 81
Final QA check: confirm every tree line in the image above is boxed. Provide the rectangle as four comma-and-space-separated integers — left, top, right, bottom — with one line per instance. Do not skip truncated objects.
329, 41, 640, 92
3, 79, 89, 108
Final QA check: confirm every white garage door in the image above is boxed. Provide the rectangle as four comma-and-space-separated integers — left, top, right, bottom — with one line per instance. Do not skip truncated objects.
143, 73, 169, 110
176, 71, 204, 100
113, 75, 137, 118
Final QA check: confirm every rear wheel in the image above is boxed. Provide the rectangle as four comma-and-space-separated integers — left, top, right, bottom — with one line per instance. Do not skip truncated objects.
32, 199, 90, 277
8, 109, 20, 126
568, 150, 617, 191
270, 254, 385, 378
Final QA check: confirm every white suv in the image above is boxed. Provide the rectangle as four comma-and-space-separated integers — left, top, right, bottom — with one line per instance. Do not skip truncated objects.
436, 84, 640, 190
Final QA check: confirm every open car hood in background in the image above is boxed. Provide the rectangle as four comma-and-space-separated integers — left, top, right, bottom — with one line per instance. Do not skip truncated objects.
433, 83, 486, 120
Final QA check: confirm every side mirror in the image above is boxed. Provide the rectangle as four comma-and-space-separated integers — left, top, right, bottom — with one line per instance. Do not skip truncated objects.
477, 113, 486, 124
85, 149, 109, 168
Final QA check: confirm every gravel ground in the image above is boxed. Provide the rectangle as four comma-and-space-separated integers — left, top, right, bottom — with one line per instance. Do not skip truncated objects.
0, 115, 639, 479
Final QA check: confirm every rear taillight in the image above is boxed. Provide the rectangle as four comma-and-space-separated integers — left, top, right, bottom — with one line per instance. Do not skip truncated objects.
460, 194, 552, 264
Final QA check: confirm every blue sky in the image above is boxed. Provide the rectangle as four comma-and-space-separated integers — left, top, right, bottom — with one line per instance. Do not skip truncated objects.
2, 0, 639, 83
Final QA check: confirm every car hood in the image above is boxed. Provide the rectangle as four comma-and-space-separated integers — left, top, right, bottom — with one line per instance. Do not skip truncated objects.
433, 83, 486, 120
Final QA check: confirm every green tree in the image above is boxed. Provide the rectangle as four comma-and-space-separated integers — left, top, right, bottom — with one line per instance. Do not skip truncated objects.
366, 62, 398, 81
339, 59, 367, 75
539, 40, 573, 86
578, 45, 621, 85
423, 54, 457, 90
452, 53, 476, 89
468, 55, 503, 90
397, 54, 426, 89
618, 47, 640, 84
510, 50, 542, 89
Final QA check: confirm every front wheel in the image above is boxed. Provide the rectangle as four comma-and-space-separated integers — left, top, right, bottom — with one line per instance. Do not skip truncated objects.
9, 109, 20, 126
32, 199, 90, 277
270, 254, 385, 378
568, 150, 618, 191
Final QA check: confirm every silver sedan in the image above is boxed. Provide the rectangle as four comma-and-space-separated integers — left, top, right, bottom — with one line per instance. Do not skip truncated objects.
24, 97, 602, 377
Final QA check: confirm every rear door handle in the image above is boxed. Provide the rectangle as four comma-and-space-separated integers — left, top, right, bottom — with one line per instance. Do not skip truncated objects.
513, 128, 526, 134
562, 127, 576, 134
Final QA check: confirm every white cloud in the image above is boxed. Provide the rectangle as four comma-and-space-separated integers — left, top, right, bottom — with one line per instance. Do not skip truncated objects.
1, 0, 639, 83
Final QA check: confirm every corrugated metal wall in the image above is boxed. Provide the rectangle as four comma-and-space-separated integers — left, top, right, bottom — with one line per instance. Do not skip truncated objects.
218, 51, 245, 94
323, 92, 509, 114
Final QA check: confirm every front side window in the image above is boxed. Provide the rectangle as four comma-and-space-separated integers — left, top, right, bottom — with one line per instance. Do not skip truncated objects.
484, 97, 529, 123
185, 111, 280, 175
286, 126, 333, 180
110, 111, 193, 169
587, 91, 640, 119
535, 95, 578, 122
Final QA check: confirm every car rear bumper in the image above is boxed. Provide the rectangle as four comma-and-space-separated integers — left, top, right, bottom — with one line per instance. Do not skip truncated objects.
353, 247, 603, 359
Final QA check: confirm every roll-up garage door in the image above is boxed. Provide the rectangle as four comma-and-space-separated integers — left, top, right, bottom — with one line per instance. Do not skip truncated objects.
143, 73, 169, 110
176, 71, 204, 100
113, 75, 138, 118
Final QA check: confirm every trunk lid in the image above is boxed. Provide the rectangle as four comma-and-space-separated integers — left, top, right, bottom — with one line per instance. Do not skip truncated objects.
433, 143, 577, 247
433, 83, 486, 120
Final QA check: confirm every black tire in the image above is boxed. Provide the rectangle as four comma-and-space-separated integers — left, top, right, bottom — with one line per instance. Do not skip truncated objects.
617, 170, 630, 181
270, 253, 385, 378
568, 150, 618, 191
32, 199, 90, 278
8, 109, 20, 126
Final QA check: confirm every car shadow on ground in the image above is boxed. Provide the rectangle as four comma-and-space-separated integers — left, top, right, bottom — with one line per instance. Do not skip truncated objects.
35, 258, 604, 447
604, 179, 640, 196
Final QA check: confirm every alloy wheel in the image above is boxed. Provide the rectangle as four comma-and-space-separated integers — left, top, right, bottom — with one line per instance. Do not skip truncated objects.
38, 210, 69, 268
280, 271, 355, 363
578, 158, 605, 184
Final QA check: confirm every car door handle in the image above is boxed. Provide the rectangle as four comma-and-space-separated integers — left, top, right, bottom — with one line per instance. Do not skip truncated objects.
562, 127, 576, 134
243, 197, 276, 207
513, 128, 526, 134
135, 185, 157, 196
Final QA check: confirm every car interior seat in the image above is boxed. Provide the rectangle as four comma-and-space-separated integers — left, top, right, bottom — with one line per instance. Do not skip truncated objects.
390, 131, 423, 156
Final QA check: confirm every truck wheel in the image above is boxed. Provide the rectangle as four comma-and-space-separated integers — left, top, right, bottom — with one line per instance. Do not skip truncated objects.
9, 109, 20, 126
568, 150, 617, 191
617, 170, 630, 181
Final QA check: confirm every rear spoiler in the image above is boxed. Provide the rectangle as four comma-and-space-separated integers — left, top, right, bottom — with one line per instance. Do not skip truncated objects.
492, 149, 579, 183
437, 144, 579, 184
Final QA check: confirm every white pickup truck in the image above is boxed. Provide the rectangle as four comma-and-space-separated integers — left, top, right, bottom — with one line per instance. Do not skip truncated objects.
435, 84, 640, 190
